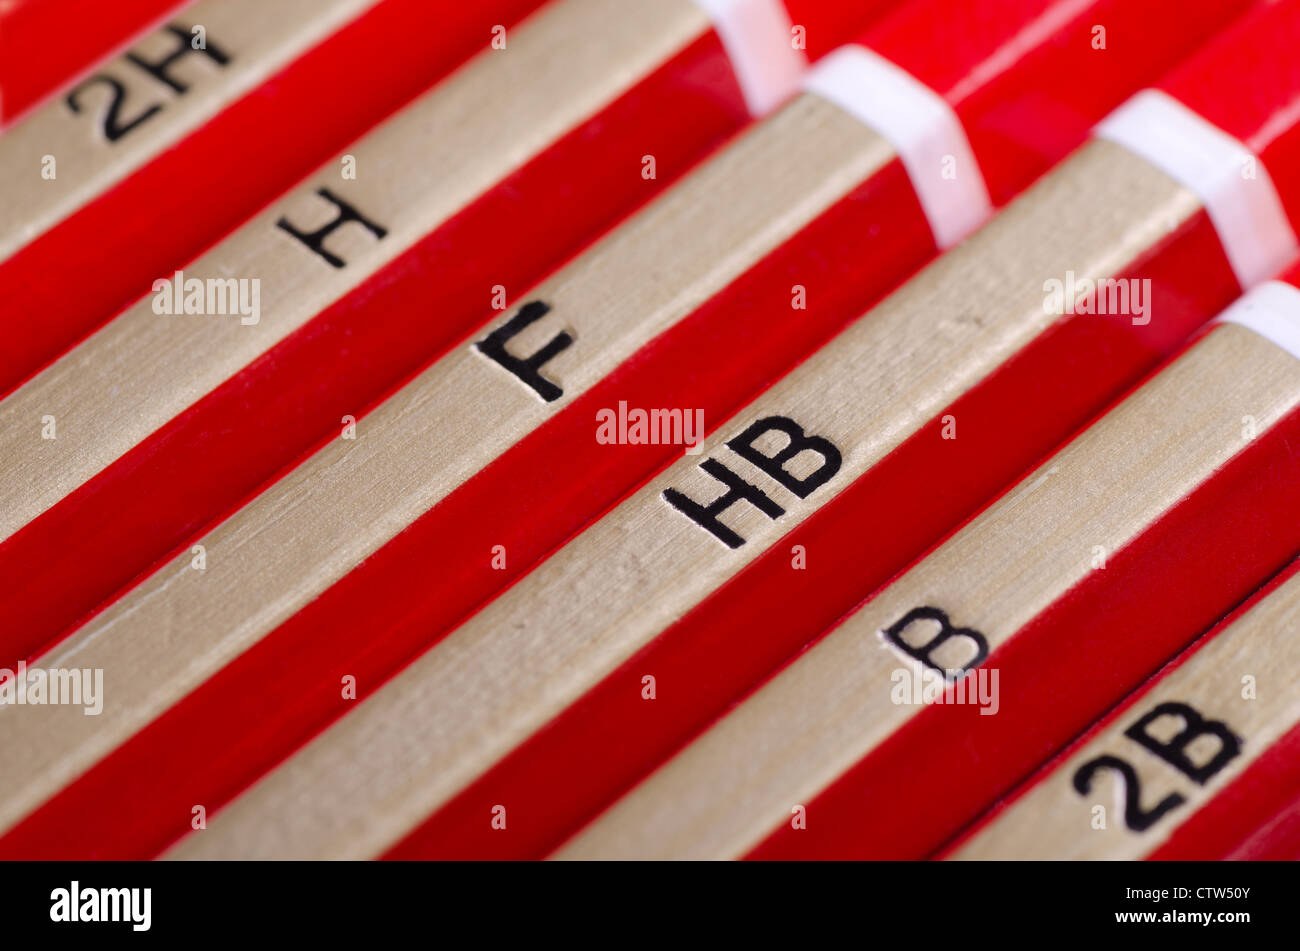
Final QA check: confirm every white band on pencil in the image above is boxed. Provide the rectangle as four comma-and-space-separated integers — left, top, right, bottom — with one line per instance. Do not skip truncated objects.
1096, 88, 1299, 291
693, 0, 808, 115
801, 44, 993, 250
1216, 279, 1300, 360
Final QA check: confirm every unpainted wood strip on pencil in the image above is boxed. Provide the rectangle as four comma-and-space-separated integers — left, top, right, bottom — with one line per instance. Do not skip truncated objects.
0, 0, 709, 545
167, 141, 1201, 859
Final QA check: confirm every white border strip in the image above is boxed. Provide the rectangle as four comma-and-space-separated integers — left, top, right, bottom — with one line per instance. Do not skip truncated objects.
802, 44, 993, 250
693, 0, 807, 116
1096, 89, 1299, 290
1215, 279, 1300, 360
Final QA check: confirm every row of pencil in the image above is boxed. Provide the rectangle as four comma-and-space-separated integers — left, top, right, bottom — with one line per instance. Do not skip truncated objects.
0, 0, 1297, 859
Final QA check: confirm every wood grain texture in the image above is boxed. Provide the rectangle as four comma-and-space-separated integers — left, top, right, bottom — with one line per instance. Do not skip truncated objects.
0, 0, 377, 260
165, 141, 1206, 859
0, 92, 887, 839
0, 0, 708, 544
953, 565, 1300, 859
555, 323, 1300, 858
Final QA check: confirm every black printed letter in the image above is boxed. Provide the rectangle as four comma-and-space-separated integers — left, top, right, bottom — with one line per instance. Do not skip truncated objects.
882, 606, 989, 679
1123, 702, 1241, 784
66, 24, 230, 142
475, 301, 572, 402
126, 24, 229, 93
277, 188, 388, 269
727, 416, 841, 497
663, 458, 785, 549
